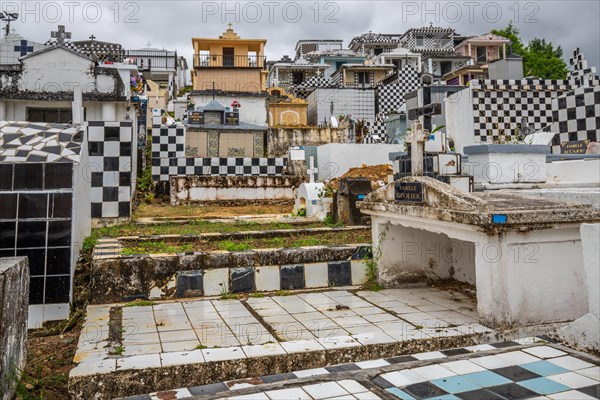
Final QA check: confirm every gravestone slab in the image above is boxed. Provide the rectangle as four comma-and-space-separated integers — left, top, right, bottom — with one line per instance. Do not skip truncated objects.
280, 265, 305, 290
230, 267, 255, 293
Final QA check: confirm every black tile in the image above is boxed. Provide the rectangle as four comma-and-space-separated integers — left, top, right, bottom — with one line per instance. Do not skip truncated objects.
119, 172, 131, 187
491, 366, 541, 382
0, 164, 13, 190
105, 126, 120, 141
490, 341, 520, 348
176, 271, 203, 297
457, 388, 506, 400
44, 275, 70, 303
120, 142, 132, 157
403, 381, 449, 398
91, 203, 102, 218
230, 267, 255, 293
29, 276, 45, 305
16, 248, 46, 276
0, 221, 16, 249
91, 172, 103, 187
45, 163, 72, 189
118, 202, 130, 217
18, 193, 48, 219
0, 193, 17, 219
103, 187, 119, 202
488, 383, 538, 399
46, 248, 70, 275
280, 264, 304, 290
51, 193, 72, 218
17, 221, 47, 248
14, 164, 43, 190
442, 348, 471, 357
371, 375, 394, 389
325, 363, 360, 373
88, 141, 104, 156
188, 382, 228, 396
0, 249, 15, 258
385, 355, 418, 364
579, 384, 600, 398
328, 261, 351, 286
104, 157, 119, 171
260, 372, 296, 384
47, 220, 71, 247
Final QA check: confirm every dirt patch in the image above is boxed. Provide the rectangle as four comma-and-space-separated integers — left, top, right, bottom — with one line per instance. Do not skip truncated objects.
16, 325, 81, 400
135, 202, 294, 219
329, 164, 393, 191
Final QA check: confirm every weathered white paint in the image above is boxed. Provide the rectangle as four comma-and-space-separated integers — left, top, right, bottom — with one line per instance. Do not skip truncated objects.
445, 87, 474, 154
546, 159, 600, 185
315, 143, 404, 181
464, 149, 548, 186
294, 182, 325, 216
190, 93, 268, 126
508, 188, 600, 209
181, 186, 295, 201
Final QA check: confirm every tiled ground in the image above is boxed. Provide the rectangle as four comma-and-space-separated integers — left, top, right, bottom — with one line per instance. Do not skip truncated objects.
118, 340, 600, 400
72, 288, 486, 377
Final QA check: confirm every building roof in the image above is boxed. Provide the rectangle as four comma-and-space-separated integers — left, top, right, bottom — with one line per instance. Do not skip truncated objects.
349, 32, 403, 48
0, 121, 83, 163
20, 44, 97, 62
198, 100, 226, 111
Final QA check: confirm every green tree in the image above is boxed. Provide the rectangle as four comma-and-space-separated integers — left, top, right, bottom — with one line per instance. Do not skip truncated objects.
492, 22, 568, 79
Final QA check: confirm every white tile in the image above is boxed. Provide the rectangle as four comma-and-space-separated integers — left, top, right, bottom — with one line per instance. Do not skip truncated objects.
202, 346, 245, 362
547, 390, 596, 399
413, 351, 447, 360
380, 370, 426, 386
265, 387, 310, 400
350, 260, 368, 285
470, 355, 513, 369
548, 371, 598, 388
305, 262, 329, 288
354, 391, 382, 400
242, 343, 286, 358
281, 339, 325, 354
293, 367, 330, 378
69, 358, 116, 377
150, 388, 192, 399
337, 380, 370, 394
547, 356, 596, 371
523, 346, 567, 359
160, 350, 205, 366
204, 268, 229, 296
317, 335, 360, 350
228, 393, 270, 400
117, 353, 162, 370
411, 364, 456, 380
495, 351, 540, 365
464, 344, 495, 352
303, 382, 348, 399
576, 366, 600, 380
161, 340, 201, 353
351, 331, 396, 346
355, 359, 390, 369
440, 360, 486, 375
255, 265, 280, 291
160, 329, 199, 343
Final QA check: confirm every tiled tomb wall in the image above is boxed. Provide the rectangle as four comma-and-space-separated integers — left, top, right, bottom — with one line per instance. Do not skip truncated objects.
0, 159, 91, 326
87, 121, 136, 220
152, 125, 288, 183
89, 244, 369, 303
0, 257, 29, 400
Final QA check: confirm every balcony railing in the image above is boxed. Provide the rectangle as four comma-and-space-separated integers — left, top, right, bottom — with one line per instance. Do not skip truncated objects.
194, 54, 266, 69
124, 50, 178, 71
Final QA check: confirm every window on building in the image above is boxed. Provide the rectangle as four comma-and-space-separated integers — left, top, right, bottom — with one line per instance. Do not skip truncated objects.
416, 35, 424, 46
27, 108, 73, 123
440, 61, 452, 76
292, 71, 304, 85
357, 71, 369, 85
223, 47, 235, 67
374, 47, 383, 56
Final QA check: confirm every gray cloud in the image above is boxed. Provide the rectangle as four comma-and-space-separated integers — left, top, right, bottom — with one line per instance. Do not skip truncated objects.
6, 1, 599, 74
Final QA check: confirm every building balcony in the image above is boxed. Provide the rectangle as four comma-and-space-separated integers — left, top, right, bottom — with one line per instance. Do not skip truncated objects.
194, 54, 267, 69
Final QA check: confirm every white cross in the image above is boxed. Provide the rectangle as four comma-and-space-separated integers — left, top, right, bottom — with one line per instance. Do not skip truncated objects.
406, 120, 428, 176
307, 156, 318, 183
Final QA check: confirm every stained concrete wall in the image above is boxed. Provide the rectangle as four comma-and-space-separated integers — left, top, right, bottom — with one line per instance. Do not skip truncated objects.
0, 257, 29, 400
546, 159, 600, 185
267, 127, 351, 157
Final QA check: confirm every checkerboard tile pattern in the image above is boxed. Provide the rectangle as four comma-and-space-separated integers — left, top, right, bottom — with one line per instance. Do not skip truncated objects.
377, 66, 421, 114
568, 48, 600, 87
376, 345, 599, 400
470, 79, 578, 144
88, 121, 135, 219
151, 125, 287, 182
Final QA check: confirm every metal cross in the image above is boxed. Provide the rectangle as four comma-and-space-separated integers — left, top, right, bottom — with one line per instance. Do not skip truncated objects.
51, 25, 71, 46
146, 41, 152, 48
89, 34, 96, 40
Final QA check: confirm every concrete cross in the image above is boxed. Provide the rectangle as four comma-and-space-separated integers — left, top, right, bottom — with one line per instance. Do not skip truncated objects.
51, 25, 71, 46
406, 120, 429, 176
307, 156, 318, 183
89, 34, 96, 40
14, 40, 34, 56
146, 41, 152, 48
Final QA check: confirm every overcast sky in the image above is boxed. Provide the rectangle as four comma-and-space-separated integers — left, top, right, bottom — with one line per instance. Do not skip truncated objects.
7, 0, 600, 75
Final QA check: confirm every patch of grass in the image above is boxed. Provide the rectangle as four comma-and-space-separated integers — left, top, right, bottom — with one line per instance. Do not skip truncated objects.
218, 240, 252, 252
13, 364, 68, 400
265, 237, 286, 248
113, 345, 125, 355
249, 293, 265, 298
123, 299, 156, 307
219, 291, 239, 300
289, 237, 320, 247
274, 290, 292, 296
121, 241, 194, 255
413, 325, 424, 330
195, 344, 208, 350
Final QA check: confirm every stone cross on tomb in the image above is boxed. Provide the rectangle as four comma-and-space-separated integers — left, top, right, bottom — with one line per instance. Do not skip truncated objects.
51, 25, 71, 46
89, 34, 96, 41
406, 120, 429, 176
307, 156, 318, 183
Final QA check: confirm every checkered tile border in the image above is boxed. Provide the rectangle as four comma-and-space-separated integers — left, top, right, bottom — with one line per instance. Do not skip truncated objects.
151, 125, 287, 182
88, 121, 134, 219
117, 338, 554, 400
470, 79, 579, 144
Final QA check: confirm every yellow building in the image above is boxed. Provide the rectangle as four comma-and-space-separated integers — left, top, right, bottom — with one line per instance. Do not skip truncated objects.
145, 79, 170, 125
267, 87, 308, 127
192, 24, 267, 93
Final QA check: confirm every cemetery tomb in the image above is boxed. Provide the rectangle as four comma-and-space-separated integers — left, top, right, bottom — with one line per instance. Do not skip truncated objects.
0, 121, 91, 327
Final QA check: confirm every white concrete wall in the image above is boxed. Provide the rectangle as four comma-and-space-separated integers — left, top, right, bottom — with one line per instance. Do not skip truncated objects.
307, 88, 376, 126
0, 100, 129, 122
445, 88, 474, 154
581, 224, 599, 318
316, 143, 404, 181
190, 94, 268, 126
547, 159, 600, 185
464, 152, 547, 185
176, 187, 295, 202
